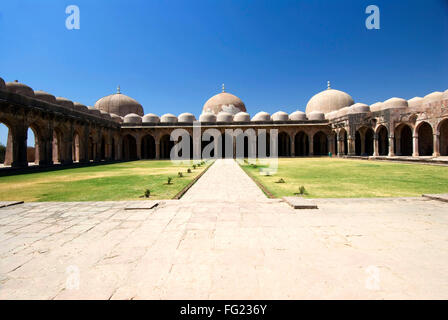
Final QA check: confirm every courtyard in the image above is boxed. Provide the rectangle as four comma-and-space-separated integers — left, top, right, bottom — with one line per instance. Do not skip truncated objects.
0, 159, 447, 299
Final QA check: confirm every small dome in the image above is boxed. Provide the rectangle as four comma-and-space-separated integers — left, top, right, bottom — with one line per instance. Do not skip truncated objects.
110, 113, 123, 123
369, 102, 383, 112
383, 97, 408, 110
34, 90, 56, 104
422, 91, 443, 106
6, 80, 35, 97
307, 111, 325, 121
271, 111, 289, 122
336, 106, 350, 118
88, 106, 101, 116
178, 112, 196, 123
233, 112, 250, 122
0, 77, 5, 89
306, 86, 354, 114
325, 111, 338, 120
123, 113, 142, 124
94, 88, 143, 117
160, 113, 178, 123
407, 97, 423, 108
55, 97, 74, 109
252, 111, 271, 122
217, 111, 234, 122
100, 110, 112, 120
203, 87, 246, 115
289, 111, 307, 121
73, 102, 88, 112
348, 103, 370, 114
199, 112, 217, 122
142, 113, 160, 124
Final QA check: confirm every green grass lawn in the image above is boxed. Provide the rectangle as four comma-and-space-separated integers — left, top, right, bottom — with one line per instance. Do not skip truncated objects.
0, 160, 210, 202
241, 158, 448, 198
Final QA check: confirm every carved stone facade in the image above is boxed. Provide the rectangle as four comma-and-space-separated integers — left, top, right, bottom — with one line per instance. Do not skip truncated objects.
1, 77, 447, 169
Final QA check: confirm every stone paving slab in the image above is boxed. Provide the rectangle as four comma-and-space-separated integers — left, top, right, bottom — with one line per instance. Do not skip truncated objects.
283, 197, 318, 209
422, 194, 448, 203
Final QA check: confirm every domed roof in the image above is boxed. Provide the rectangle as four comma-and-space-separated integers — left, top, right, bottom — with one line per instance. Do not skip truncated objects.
252, 111, 270, 122
88, 106, 101, 116
306, 83, 354, 114
443, 89, 448, 101
160, 113, 178, 123
56, 97, 74, 109
383, 97, 408, 110
202, 85, 246, 115
0, 77, 6, 89
199, 112, 217, 123
94, 86, 143, 117
233, 112, 250, 122
217, 111, 233, 122
370, 102, 383, 112
73, 102, 88, 112
348, 103, 370, 114
6, 80, 35, 97
34, 90, 56, 104
142, 113, 160, 124
271, 111, 289, 122
289, 111, 307, 121
123, 113, 142, 124
423, 91, 443, 106
178, 113, 196, 123
407, 97, 423, 108
307, 111, 325, 121
110, 113, 123, 123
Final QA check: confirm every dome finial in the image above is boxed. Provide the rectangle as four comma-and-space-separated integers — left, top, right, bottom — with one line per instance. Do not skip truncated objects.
222, 83, 225, 93
117, 85, 121, 94
327, 81, 331, 90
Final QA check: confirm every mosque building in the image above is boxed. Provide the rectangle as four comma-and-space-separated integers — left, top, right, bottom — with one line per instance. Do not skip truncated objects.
0, 75, 447, 168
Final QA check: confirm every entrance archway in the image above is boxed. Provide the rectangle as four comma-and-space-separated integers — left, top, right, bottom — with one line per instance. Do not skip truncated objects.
417, 122, 433, 156
439, 119, 448, 156
377, 126, 389, 156
294, 132, 309, 156
122, 134, 137, 160
395, 124, 413, 156
313, 131, 328, 156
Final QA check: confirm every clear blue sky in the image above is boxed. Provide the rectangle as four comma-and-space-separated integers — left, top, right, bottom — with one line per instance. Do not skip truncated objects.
1, 0, 447, 145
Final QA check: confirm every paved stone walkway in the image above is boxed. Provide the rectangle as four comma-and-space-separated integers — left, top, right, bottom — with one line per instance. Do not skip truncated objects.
0, 159, 448, 299
182, 159, 267, 202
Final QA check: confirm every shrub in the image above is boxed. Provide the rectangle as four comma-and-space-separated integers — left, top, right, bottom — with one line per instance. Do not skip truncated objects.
144, 189, 151, 198
167, 177, 172, 185
187, 168, 191, 173
178, 172, 183, 177
298, 186, 306, 195
193, 164, 196, 169
276, 178, 285, 183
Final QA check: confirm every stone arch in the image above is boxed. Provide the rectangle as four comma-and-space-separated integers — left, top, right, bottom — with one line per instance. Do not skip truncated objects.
257, 130, 271, 158
355, 131, 361, 156
294, 131, 309, 156
395, 123, 413, 156
159, 134, 173, 160
364, 128, 374, 156
278, 131, 291, 157
141, 134, 156, 159
72, 129, 82, 162
438, 118, 448, 156
100, 134, 107, 160
416, 122, 434, 156
376, 125, 389, 156
27, 123, 42, 165
221, 132, 234, 159
0, 119, 13, 166
52, 127, 64, 164
122, 134, 137, 160
313, 131, 328, 156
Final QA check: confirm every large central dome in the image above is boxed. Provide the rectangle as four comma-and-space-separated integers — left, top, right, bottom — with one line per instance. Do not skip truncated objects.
94, 87, 143, 117
203, 85, 246, 115
306, 83, 354, 114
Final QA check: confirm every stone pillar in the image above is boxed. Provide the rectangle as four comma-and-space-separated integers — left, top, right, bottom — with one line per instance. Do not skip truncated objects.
309, 135, 314, 156
360, 132, 366, 155
12, 124, 28, 168
136, 135, 142, 160
373, 133, 379, 157
347, 136, 355, 156
388, 136, 395, 157
328, 135, 334, 155
290, 135, 295, 157
79, 126, 89, 163
155, 142, 160, 160
433, 133, 440, 157
412, 135, 419, 157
